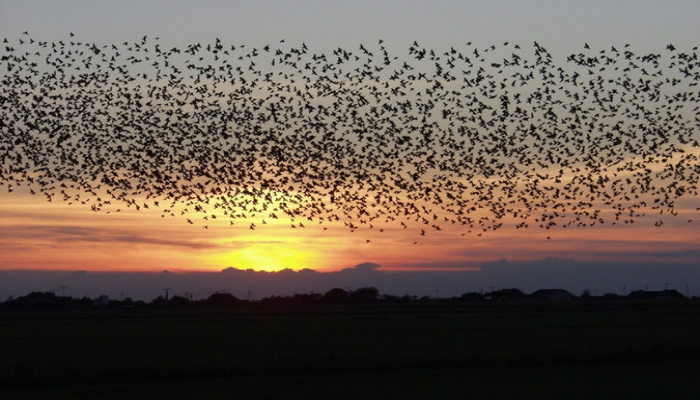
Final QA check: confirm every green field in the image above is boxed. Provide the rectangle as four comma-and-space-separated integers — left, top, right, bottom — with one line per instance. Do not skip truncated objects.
3, 300, 700, 399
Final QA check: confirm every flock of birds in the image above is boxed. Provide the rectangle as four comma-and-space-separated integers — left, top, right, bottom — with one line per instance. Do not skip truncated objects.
1, 33, 698, 238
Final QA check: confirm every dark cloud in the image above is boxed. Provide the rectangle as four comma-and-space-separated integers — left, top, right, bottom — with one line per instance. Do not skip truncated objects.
340, 262, 380, 273
645, 249, 700, 259
480, 257, 579, 269
472, 257, 700, 295
449, 241, 700, 264
4, 258, 699, 302
107, 235, 223, 250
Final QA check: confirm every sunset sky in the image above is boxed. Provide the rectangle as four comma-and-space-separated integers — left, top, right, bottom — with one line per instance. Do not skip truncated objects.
1, 1, 698, 299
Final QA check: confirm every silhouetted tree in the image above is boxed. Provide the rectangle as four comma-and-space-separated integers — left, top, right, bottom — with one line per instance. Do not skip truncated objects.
380, 294, 401, 302
349, 287, 379, 303
149, 295, 168, 306
12, 291, 60, 306
322, 288, 349, 304
168, 295, 191, 307
461, 292, 486, 302
291, 293, 322, 304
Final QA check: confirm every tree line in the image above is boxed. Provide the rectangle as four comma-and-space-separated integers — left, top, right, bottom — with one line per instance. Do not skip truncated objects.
1, 286, 692, 311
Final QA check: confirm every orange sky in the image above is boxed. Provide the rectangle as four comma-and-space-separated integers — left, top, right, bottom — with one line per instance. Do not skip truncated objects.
2, 184, 698, 274
1, 18, 699, 275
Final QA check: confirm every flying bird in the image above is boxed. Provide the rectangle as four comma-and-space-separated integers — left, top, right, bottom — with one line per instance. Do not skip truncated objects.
0, 34, 697, 240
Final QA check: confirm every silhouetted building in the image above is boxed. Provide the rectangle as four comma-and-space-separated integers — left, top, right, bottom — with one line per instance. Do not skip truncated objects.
206, 292, 241, 306
485, 288, 525, 301
530, 289, 575, 301
93, 295, 110, 306
627, 289, 684, 300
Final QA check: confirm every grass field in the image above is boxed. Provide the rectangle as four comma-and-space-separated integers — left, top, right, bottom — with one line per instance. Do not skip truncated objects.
2, 300, 700, 399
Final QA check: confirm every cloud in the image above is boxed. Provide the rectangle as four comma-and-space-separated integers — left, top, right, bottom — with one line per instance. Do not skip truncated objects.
106, 235, 223, 250
376, 261, 480, 271
480, 257, 579, 269
3, 257, 700, 303
0, 224, 224, 250
446, 235, 700, 264
340, 262, 380, 273
471, 257, 700, 294
645, 249, 700, 260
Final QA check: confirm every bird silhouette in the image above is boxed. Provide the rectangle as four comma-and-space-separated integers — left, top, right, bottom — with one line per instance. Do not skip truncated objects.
0, 35, 697, 241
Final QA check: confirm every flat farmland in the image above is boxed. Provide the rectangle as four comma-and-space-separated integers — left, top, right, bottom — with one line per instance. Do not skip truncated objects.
2, 301, 700, 399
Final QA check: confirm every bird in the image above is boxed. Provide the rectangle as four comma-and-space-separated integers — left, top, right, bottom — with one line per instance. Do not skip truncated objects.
0, 34, 697, 242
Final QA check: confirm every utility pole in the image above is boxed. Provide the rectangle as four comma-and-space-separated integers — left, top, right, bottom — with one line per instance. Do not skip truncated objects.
58, 286, 69, 297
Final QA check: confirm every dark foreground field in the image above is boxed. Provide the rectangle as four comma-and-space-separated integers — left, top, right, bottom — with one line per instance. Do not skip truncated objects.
3, 300, 700, 399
